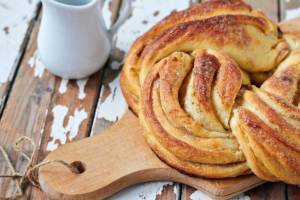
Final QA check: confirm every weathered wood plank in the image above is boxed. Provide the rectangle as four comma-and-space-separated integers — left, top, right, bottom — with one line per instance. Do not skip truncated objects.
202, 0, 279, 21
35, 75, 101, 152
0, 0, 118, 199
108, 182, 178, 200
245, 182, 286, 200
181, 184, 252, 200
181, 0, 282, 199
287, 185, 300, 200
157, 184, 181, 200
0, 14, 55, 198
0, 0, 40, 113
91, 0, 192, 199
29, 1, 121, 199
30, 75, 102, 199
181, 185, 195, 200
281, 0, 300, 21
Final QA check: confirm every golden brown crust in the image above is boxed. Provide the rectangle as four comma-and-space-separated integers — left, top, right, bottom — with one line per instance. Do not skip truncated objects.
144, 131, 250, 178
120, 0, 287, 113
237, 108, 300, 184
138, 14, 287, 86
261, 50, 300, 103
230, 52, 300, 184
120, 0, 300, 184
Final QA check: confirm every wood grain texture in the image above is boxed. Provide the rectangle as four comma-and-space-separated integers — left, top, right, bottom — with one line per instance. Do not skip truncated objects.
156, 184, 181, 200
287, 185, 300, 200
0, 0, 40, 114
30, 1, 122, 199
245, 183, 286, 200
0, 14, 54, 198
30, 74, 102, 200
0, 12, 101, 199
181, 181, 291, 200
181, 185, 195, 200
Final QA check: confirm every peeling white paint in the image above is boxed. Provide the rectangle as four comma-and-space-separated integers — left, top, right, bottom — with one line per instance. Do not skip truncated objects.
0, 0, 39, 85
0, 96, 4, 110
286, 6, 300, 20
58, 78, 87, 99
66, 108, 88, 140
111, 60, 122, 70
27, 50, 46, 78
115, 0, 190, 52
190, 190, 213, 200
47, 105, 69, 151
47, 105, 88, 151
108, 182, 172, 200
173, 184, 179, 200
96, 74, 127, 123
59, 79, 69, 94
76, 78, 88, 100
190, 191, 251, 200
231, 194, 251, 200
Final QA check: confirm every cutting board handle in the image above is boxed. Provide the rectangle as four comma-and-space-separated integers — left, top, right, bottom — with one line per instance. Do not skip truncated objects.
39, 111, 262, 200
39, 111, 174, 199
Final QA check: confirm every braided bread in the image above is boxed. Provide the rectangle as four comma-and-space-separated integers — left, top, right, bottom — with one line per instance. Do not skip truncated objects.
120, 0, 300, 184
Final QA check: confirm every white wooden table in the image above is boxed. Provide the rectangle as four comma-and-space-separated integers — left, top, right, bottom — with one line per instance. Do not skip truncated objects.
0, 0, 300, 199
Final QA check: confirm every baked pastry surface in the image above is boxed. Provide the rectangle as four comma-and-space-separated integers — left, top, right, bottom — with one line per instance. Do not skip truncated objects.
120, 0, 300, 184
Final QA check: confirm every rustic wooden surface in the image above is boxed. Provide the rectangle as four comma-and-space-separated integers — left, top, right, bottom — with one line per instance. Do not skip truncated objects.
0, 0, 40, 114
0, 0, 300, 200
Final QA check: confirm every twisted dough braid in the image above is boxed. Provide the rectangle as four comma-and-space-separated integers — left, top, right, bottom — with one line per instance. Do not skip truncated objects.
140, 50, 250, 178
120, 0, 300, 184
121, 0, 288, 113
231, 50, 300, 184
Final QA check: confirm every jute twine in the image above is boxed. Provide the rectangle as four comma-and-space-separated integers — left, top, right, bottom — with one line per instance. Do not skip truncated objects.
0, 136, 80, 200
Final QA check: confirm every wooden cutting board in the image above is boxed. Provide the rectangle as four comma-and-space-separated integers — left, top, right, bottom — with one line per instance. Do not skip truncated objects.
38, 111, 263, 200
39, 18, 300, 200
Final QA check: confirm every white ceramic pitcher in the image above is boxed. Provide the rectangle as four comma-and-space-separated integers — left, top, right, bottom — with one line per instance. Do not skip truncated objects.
38, 0, 131, 79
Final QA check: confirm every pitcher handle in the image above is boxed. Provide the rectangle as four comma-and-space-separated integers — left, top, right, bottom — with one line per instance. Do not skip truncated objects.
108, 0, 132, 36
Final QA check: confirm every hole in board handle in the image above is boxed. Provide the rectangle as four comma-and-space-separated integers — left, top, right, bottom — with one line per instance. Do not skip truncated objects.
70, 161, 86, 174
